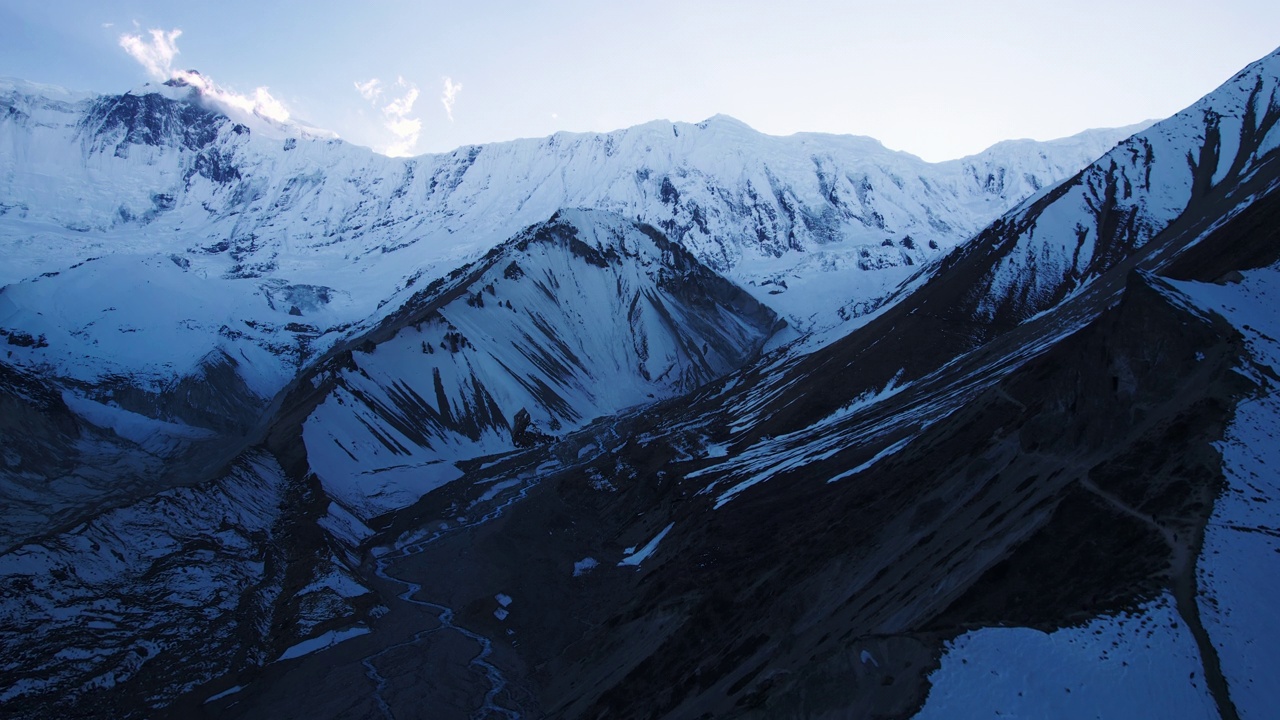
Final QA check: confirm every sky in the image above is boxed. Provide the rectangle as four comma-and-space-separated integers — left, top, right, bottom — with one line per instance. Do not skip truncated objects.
2, 1, 1279, 161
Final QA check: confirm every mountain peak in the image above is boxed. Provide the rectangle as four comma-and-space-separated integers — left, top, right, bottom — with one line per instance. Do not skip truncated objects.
694, 113, 756, 131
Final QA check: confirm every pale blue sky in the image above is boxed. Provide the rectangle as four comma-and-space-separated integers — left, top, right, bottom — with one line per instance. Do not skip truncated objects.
3, 1, 1279, 160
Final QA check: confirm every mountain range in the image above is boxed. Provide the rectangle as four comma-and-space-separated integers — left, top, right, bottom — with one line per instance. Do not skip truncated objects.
1, 44, 1278, 720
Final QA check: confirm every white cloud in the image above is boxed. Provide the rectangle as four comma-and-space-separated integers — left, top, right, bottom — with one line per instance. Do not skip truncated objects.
171, 70, 292, 124
118, 27, 295, 127
385, 81, 419, 118
354, 78, 382, 103
355, 76, 422, 157
118, 28, 181, 80
441, 76, 462, 121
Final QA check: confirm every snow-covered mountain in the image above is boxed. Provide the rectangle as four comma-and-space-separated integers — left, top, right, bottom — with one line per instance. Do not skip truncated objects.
0, 73, 1140, 394
4, 43, 1280, 720
0, 74, 1134, 546
300, 209, 779, 520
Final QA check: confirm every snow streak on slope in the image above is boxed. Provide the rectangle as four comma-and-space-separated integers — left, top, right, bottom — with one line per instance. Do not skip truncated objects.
303, 210, 778, 519
967, 48, 1280, 326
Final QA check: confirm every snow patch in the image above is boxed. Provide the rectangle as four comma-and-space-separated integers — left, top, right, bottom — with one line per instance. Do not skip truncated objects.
915, 595, 1218, 719
317, 501, 375, 548
276, 626, 370, 662
618, 523, 674, 568
204, 685, 244, 704
827, 436, 914, 483
1171, 264, 1280, 719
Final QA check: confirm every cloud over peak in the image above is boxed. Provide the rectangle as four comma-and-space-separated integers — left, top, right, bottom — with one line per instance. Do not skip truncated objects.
118, 27, 297, 129
356, 76, 422, 157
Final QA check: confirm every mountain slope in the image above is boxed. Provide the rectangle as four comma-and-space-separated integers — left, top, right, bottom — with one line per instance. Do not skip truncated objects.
0, 448, 378, 719
0, 209, 779, 716
700, 44, 1280, 451
188, 47, 1280, 720
299, 209, 778, 520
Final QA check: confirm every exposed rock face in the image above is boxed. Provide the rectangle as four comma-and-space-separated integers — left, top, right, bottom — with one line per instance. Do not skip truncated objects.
317, 225, 1254, 720
80, 89, 226, 157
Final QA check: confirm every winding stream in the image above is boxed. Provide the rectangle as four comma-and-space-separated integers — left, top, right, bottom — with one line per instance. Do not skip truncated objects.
360, 472, 539, 719
358, 416, 626, 719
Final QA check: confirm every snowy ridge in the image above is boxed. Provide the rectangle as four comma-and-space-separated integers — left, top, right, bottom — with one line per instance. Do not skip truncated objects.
303, 210, 778, 519
0, 78, 1138, 541
0, 76, 1138, 401
965, 46, 1280, 325
691, 47, 1280, 482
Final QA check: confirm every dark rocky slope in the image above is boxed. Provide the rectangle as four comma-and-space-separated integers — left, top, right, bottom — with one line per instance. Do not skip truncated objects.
197, 50, 1280, 720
